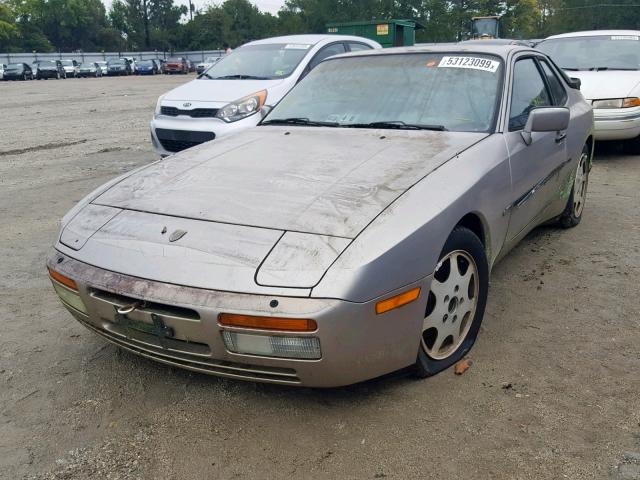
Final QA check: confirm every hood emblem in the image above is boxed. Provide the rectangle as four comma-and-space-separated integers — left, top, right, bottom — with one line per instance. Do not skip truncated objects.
169, 229, 188, 242
183, 102, 192, 108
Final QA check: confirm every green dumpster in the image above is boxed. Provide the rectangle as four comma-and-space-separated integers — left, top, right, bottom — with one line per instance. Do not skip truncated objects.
326, 19, 424, 48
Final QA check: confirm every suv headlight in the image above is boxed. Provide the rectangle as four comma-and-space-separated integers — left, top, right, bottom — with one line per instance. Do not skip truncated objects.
154, 93, 167, 116
216, 90, 267, 123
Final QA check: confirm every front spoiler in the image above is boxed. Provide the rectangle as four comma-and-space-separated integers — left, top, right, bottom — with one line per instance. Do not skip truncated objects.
48, 251, 430, 387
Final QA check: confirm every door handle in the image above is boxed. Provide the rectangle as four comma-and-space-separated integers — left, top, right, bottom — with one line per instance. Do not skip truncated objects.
555, 131, 567, 143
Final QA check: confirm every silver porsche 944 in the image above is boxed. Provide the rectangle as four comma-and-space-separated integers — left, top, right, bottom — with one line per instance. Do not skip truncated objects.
48, 45, 593, 387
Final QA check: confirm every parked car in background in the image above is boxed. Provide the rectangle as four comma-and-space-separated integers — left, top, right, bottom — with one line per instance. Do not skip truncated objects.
537, 30, 640, 153
163, 57, 188, 74
78, 62, 103, 78
0, 63, 5, 79
35, 60, 65, 80
96, 61, 108, 76
3, 63, 34, 81
136, 59, 158, 75
107, 58, 132, 76
151, 34, 381, 154
50, 44, 593, 387
60, 59, 79, 78
186, 59, 196, 72
196, 56, 221, 75
123, 57, 137, 73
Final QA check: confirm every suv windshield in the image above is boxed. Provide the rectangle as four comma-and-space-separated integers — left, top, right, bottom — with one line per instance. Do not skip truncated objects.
538, 35, 640, 70
202, 43, 312, 80
263, 53, 503, 132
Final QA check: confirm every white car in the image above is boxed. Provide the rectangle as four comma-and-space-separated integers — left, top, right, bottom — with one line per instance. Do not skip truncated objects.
96, 61, 108, 75
123, 57, 137, 73
150, 34, 381, 155
196, 56, 222, 75
0, 63, 6, 79
60, 59, 79, 78
538, 30, 640, 152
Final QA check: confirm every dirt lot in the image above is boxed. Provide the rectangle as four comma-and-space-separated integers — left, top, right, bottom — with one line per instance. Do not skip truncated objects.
0, 75, 639, 480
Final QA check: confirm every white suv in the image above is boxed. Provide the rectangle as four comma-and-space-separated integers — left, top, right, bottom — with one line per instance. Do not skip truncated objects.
150, 34, 381, 155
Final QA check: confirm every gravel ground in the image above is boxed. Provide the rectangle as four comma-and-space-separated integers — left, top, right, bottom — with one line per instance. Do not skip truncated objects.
0, 76, 639, 480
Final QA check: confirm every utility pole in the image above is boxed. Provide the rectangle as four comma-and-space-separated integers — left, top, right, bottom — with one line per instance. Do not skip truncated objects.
189, 0, 194, 21
142, 0, 150, 49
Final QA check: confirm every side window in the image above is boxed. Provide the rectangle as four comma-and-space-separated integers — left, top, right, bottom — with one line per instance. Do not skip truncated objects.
308, 43, 346, 71
348, 42, 372, 52
509, 58, 552, 131
538, 59, 568, 105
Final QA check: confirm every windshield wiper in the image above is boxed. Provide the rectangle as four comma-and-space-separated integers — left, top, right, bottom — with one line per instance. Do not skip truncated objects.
199, 73, 214, 79
212, 74, 269, 80
562, 67, 581, 71
341, 121, 448, 131
261, 117, 340, 127
589, 67, 638, 71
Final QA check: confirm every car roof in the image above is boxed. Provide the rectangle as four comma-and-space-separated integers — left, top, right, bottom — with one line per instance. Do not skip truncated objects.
545, 29, 640, 39
245, 34, 379, 47
332, 43, 536, 61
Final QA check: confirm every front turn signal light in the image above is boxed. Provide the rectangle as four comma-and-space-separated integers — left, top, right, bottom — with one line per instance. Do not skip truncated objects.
376, 287, 421, 315
48, 267, 78, 291
623, 97, 640, 108
219, 313, 317, 332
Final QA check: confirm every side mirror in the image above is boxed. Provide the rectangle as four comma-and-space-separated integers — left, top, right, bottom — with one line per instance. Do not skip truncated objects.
521, 107, 570, 145
260, 105, 273, 117
568, 77, 581, 90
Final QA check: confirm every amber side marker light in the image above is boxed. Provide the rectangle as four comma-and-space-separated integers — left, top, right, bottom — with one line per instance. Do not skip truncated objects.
219, 314, 317, 332
623, 97, 640, 108
48, 267, 78, 291
376, 287, 421, 315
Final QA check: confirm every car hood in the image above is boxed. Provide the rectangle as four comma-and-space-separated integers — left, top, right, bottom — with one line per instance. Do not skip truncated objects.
93, 127, 486, 239
567, 70, 640, 100
163, 78, 286, 103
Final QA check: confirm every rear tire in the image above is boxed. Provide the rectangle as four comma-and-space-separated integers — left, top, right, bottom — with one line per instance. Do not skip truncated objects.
624, 135, 640, 155
414, 227, 489, 378
559, 143, 590, 229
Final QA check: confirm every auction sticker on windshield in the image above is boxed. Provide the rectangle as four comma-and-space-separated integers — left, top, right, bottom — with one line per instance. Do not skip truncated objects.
438, 56, 500, 73
611, 35, 639, 41
285, 44, 311, 50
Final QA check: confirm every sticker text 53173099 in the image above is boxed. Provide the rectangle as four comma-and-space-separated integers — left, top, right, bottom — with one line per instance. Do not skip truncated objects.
438, 56, 500, 73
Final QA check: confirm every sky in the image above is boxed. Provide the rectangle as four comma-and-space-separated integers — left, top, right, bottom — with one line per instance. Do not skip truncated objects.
101, 0, 286, 15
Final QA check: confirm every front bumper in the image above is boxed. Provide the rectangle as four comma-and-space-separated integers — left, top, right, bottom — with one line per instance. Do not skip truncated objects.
48, 252, 429, 387
150, 111, 262, 155
592, 106, 640, 141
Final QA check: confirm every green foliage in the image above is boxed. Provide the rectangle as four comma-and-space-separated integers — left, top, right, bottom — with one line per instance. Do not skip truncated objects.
2, 0, 640, 53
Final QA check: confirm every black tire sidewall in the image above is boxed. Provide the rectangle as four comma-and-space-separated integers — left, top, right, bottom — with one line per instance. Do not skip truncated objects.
415, 226, 489, 377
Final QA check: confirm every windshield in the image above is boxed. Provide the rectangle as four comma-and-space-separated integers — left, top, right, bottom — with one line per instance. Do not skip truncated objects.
473, 18, 500, 38
264, 53, 503, 132
167, 57, 182, 63
108, 59, 126, 65
61, 60, 74, 67
38, 61, 56, 67
7, 64, 22, 70
538, 35, 640, 70
80, 63, 94, 68
202, 43, 311, 80
138, 61, 153, 66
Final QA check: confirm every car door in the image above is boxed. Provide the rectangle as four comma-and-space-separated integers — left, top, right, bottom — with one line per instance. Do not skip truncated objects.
504, 56, 568, 241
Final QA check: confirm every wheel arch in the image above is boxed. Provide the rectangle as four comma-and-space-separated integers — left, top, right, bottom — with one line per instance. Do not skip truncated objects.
454, 211, 491, 260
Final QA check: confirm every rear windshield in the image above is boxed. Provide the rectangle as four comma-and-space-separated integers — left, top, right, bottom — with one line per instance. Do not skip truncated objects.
167, 58, 183, 62
538, 35, 640, 71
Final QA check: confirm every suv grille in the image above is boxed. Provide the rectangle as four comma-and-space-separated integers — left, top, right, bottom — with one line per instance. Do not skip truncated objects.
155, 128, 215, 153
161, 106, 219, 118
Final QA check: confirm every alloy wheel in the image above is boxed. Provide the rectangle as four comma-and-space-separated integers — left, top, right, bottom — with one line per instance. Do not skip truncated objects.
422, 250, 479, 360
573, 151, 589, 218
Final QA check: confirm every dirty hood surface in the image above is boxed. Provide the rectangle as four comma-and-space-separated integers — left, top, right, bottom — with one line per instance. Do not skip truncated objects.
94, 127, 486, 239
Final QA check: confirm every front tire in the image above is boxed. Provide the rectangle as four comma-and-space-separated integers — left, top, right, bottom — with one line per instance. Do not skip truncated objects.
559, 144, 590, 228
415, 226, 489, 378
